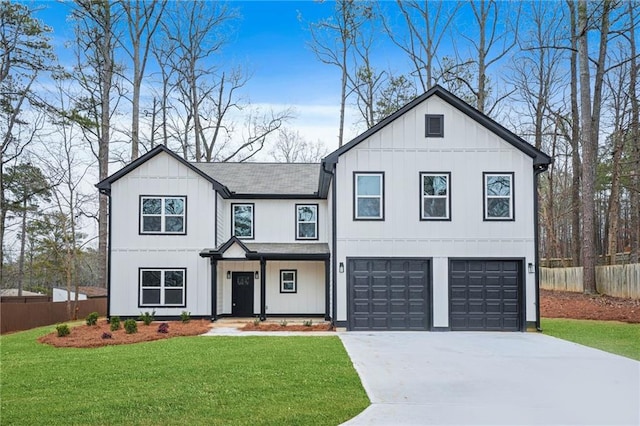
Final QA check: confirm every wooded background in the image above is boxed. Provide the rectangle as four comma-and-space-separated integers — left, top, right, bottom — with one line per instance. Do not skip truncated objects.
1, 1, 638, 304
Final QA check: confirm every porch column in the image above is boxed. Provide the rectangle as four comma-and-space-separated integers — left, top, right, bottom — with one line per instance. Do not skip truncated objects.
324, 258, 331, 321
259, 258, 266, 321
210, 258, 218, 321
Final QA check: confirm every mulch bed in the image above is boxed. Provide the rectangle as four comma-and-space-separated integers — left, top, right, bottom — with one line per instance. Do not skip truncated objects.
241, 322, 334, 332
541, 289, 640, 323
38, 319, 212, 348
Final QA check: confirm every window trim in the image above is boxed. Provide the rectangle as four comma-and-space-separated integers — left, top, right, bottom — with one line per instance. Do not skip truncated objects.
483, 172, 515, 221
419, 172, 451, 221
279, 269, 297, 293
295, 204, 319, 240
353, 172, 385, 221
138, 267, 187, 308
139, 195, 187, 235
425, 114, 444, 137
231, 203, 255, 240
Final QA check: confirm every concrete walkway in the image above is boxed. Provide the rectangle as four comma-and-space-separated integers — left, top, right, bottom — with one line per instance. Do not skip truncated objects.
339, 332, 640, 426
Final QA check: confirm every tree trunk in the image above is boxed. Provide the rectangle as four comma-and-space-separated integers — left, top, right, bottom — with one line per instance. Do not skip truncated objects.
628, 0, 640, 264
568, 0, 581, 266
17, 197, 27, 296
607, 132, 623, 265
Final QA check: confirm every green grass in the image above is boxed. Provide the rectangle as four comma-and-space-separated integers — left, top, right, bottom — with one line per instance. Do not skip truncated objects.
542, 318, 640, 361
0, 325, 369, 425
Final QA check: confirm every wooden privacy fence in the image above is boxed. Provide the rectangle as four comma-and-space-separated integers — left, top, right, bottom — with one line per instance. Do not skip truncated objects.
540, 263, 640, 299
0, 298, 107, 334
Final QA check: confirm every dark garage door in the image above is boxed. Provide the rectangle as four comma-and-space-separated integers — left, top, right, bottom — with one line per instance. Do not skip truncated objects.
449, 259, 522, 331
348, 258, 430, 331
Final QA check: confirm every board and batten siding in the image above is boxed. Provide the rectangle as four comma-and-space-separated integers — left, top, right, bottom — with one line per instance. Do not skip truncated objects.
217, 198, 329, 243
333, 95, 537, 327
216, 260, 325, 315
109, 152, 215, 317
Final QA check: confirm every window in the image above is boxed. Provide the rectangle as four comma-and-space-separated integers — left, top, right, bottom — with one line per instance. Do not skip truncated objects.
232, 204, 254, 239
484, 173, 514, 220
140, 196, 186, 234
425, 114, 444, 137
296, 204, 318, 240
139, 268, 186, 307
280, 270, 297, 293
354, 172, 384, 220
421, 172, 450, 220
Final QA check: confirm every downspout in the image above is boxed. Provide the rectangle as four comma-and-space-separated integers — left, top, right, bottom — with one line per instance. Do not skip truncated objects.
324, 162, 337, 327
98, 188, 113, 321
534, 164, 548, 332
210, 258, 217, 322
260, 257, 266, 321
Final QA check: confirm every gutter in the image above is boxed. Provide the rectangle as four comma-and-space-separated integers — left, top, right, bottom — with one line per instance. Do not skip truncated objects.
533, 163, 550, 332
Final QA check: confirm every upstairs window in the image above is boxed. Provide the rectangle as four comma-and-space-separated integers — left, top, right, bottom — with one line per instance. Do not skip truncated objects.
140, 196, 186, 234
139, 268, 186, 307
296, 204, 318, 240
232, 203, 254, 239
484, 173, 514, 220
425, 114, 444, 137
421, 172, 450, 220
354, 172, 384, 220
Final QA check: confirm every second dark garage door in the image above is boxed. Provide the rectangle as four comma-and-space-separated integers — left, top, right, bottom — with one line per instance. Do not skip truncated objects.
348, 258, 431, 331
449, 259, 523, 331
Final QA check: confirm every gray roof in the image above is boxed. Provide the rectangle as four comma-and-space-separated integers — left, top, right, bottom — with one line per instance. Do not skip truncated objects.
244, 243, 330, 255
193, 162, 321, 196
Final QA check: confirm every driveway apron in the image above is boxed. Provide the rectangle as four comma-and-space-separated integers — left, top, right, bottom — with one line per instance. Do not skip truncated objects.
339, 332, 640, 425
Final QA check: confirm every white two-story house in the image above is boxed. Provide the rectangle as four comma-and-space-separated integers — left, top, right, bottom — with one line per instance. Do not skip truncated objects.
97, 86, 551, 331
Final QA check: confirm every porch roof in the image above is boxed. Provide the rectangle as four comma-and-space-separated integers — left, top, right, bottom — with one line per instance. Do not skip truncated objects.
200, 240, 330, 260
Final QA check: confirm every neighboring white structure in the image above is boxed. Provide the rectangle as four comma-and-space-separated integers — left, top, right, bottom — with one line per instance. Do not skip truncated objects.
97, 86, 551, 331
53, 288, 88, 302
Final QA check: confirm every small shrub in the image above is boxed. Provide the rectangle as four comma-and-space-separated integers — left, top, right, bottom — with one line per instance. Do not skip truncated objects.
303, 319, 313, 327
101, 332, 112, 339
56, 324, 70, 337
86, 312, 99, 326
279, 320, 288, 327
180, 311, 191, 323
253, 317, 260, 326
157, 323, 169, 333
110, 316, 121, 331
138, 310, 155, 326
124, 319, 138, 334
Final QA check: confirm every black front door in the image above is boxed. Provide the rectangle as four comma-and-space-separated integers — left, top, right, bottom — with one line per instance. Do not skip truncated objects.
232, 272, 254, 316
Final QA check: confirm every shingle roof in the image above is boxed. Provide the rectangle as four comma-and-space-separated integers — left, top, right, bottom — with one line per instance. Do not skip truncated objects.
244, 243, 330, 255
193, 162, 321, 196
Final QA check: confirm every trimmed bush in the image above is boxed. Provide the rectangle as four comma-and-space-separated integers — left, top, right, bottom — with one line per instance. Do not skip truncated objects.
180, 311, 191, 323
110, 316, 121, 331
138, 311, 155, 326
56, 324, 70, 337
86, 312, 99, 326
124, 319, 138, 334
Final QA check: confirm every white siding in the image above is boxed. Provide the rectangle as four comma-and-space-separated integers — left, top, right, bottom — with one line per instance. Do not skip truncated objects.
334, 95, 538, 326
109, 152, 215, 317
217, 198, 329, 243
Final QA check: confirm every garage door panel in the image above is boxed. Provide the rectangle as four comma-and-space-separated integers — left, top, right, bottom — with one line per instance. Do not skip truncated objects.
349, 258, 430, 331
449, 259, 522, 331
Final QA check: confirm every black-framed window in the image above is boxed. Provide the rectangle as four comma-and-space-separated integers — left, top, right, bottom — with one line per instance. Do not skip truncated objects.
483, 172, 514, 220
280, 269, 297, 293
420, 172, 450, 220
425, 114, 444, 137
139, 268, 186, 307
296, 204, 318, 240
232, 203, 254, 239
354, 172, 384, 220
140, 196, 186, 234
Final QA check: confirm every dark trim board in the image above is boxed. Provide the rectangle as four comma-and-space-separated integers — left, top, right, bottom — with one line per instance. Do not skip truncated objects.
215, 313, 326, 318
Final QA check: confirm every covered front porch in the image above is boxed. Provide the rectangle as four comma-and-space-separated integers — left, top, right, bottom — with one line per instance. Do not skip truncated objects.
200, 238, 330, 321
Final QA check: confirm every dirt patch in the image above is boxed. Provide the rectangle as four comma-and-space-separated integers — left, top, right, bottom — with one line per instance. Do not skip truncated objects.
541, 289, 640, 323
241, 322, 334, 332
38, 319, 212, 348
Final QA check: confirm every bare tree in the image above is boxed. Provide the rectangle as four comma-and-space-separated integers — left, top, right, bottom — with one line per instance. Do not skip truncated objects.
628, 0, 640, 263
382, 0, 459, 92
119, 0, 167, 160
270, 128, 328, 163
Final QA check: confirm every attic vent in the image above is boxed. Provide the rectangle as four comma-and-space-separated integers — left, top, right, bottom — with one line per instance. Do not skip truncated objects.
425, 114, 444, 137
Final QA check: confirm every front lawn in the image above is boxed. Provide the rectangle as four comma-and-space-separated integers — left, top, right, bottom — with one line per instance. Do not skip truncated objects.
541, 318, 640, 361
1, 325, 369, 425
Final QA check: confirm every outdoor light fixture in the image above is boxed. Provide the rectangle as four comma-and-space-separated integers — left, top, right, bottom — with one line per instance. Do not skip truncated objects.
227, 271, 231, 279
528, 263, 534, 274
255, 271, 259, 279
339, 262, 344, 273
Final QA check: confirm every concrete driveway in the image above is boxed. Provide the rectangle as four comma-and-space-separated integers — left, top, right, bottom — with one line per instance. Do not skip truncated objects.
339, 332, 640, 425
